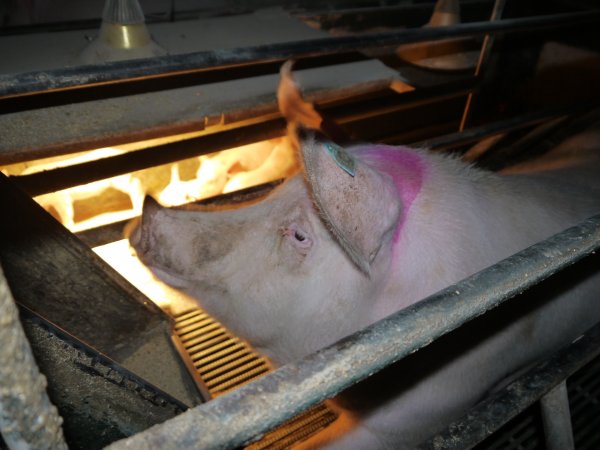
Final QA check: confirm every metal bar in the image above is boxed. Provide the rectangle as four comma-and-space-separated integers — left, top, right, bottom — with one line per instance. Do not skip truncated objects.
459, 0, 506, 131
412, 99, 600, 150
292, 0, 493, 30
11, 118, 285, 197
2, 10, 599, 99
105, 214, 600, 450
11, 81, 474, 196
416, 322, 600, 449
540, 381, 575, 450
0, 262, 68, 450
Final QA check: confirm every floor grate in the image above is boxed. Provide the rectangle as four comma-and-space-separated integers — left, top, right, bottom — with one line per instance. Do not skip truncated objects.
174, 309, 600, 449
172, 308, 338, 449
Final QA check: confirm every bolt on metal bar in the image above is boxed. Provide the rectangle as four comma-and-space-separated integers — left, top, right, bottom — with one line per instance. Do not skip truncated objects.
0, 263, 67, 450
105, 214, 600, 450
417, 319, 600, 449
540, 381, 575, 450
1, 10, 599, 99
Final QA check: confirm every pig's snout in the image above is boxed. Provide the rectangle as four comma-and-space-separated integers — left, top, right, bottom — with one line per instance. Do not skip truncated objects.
129, 195, 161, 257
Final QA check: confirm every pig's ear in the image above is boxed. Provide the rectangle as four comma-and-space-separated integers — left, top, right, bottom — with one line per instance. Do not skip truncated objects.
301, 136, 402, 275
278, 61, 322, 150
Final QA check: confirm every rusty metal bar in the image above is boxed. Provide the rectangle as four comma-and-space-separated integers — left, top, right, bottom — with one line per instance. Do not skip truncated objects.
0, 262, 68, 450
105, 214, 600, 450
1, 10, 599, 99
540, 381, 575, 450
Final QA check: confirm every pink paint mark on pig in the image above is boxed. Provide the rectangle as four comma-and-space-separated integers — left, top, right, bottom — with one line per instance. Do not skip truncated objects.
359, 145, 426, 244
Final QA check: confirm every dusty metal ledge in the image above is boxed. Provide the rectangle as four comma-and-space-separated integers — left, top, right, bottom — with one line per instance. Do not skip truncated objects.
105, 214, 600, 450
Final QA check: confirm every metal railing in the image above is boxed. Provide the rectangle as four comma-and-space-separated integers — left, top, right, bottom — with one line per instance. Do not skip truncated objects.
1, 10, 599, 99
102, 214, 600, 450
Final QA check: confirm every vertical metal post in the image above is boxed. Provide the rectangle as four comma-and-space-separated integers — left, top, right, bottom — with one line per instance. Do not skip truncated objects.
540, 381, 575, 450
459, 0, 507, 131
0, 263, 68, 450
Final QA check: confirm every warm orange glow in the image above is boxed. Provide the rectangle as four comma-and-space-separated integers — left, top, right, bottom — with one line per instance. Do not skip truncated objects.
0, 135, 298, 312
93, 239, 197, 315
157, 139, 296, 206
1, 136, 297, 233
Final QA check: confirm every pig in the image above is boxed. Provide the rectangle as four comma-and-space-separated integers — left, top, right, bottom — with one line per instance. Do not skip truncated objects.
130, 64, 600, 449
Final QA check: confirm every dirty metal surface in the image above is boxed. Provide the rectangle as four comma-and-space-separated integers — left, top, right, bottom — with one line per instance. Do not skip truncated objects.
1, 10, 597, 99
469, 352, 600, 450
0, 172, 202, 407
0, 263, 67, 450
9, 80, 474, 196
20, 308, 187, 450
0, 61, 398, 165
417, 317, 600, 449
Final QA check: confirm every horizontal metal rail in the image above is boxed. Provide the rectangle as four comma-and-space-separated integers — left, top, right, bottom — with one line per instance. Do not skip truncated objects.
105, 214, 600, 450
417, 318, 600, 449
11, 81, 474, 195
1, 10, 599, 99
412, 99, 600, 151
13, 93, 596, 197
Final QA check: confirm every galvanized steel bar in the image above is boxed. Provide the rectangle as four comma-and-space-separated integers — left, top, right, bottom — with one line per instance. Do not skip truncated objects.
417, 319, 600, 449
106, 214, 600, 450
540, 381, 575, 450
0, 263, 67, 450
2, 10, 599, 99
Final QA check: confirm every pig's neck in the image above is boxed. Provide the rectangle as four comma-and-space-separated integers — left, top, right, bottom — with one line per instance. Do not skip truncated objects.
371, 151, 507, 320
359, 145, 427, 242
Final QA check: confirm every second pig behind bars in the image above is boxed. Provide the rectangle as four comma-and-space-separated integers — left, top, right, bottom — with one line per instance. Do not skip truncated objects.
131, 63, 600, 449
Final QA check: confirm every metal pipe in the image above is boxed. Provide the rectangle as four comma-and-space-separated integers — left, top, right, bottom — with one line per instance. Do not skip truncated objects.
11, 81, 474, 195
0, 263, 68, 450
417, 321, 600, 449
412, 100, 600, 150
540, 381, 575, 450
1, 10, 599, 99
11, 118, 285, 197
105, 215, 600, 450
459, 0, 506, 131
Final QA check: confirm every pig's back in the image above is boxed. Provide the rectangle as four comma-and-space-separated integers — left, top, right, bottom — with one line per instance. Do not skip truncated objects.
387, 154, 599, 314
361, 157, 600, 450
497, 160, 600, 238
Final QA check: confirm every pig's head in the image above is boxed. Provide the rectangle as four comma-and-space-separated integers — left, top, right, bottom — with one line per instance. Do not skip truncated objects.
130, 63, 425, 365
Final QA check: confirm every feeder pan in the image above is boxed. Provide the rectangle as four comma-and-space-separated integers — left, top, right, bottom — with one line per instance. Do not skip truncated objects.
396, 0, 479, 71
80, 0, 166, 64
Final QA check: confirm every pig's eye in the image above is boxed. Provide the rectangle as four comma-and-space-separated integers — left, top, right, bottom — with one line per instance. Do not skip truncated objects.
280, 224, 312, 253
294, 230, 306, 242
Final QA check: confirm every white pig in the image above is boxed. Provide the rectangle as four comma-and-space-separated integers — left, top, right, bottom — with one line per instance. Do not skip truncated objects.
130, 65, 600, 449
